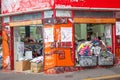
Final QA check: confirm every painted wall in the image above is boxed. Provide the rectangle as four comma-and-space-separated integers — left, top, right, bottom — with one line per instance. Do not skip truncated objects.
1, 0, 54, 14
44, 23, 74, 71
2, 0, 120, 15
55, 0, 120, 9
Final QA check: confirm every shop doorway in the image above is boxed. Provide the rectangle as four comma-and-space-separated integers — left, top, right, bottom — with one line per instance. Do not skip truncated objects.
13, 25, 44, 72
75, 24, 113, 66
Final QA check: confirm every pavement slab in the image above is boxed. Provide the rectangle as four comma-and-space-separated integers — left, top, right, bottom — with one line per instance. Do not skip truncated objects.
0, 66, 120, 80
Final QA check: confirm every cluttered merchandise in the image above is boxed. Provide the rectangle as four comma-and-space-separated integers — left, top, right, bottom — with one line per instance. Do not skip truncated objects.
13, 26, 44, 73
76, 38, 114, 67
15, 42, 44, 73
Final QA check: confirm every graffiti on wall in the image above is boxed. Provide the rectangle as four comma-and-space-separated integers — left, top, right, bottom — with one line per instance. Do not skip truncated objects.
2, 0, 54, 14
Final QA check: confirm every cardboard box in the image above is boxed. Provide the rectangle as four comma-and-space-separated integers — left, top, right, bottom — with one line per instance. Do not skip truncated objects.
31, 62, 43, 73
15, 60, 31, 72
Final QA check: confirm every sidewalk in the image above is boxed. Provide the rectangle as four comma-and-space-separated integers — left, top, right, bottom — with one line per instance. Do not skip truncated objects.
0, 66, 120, 80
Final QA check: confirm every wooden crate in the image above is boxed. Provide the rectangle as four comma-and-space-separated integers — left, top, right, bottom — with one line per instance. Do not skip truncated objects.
15, 60, 30, 72
31, 62, 43, 73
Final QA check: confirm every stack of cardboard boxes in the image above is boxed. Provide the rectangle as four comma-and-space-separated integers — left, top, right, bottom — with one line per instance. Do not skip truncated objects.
15, 60, 43, 73
15, 60, 31, 72
31, 62, 43, 73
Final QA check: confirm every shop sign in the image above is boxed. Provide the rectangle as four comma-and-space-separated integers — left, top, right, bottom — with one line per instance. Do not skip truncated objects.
9, 20, 42, 27
44, 10, 53, 18
2, 0, 53, 14
55, 0, 120, 9
74, 18, 116, 23
3, 16, 10, 23
54, 17, 68, 24
42, 17, 68, 25
115, 12, 120, 18
42, 18, 54, 25
56, 10, 72, 17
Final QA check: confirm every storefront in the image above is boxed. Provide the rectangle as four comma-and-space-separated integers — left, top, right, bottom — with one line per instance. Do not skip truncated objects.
115, 12, 120, 59
1, 0, 120, 74
8, 12, 44, 72
73, 11, 115, 67
1, 0, 53, 72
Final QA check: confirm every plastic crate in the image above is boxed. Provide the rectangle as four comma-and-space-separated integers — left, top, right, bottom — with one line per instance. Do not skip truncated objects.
0, 58, 2, 69
79, 56, 97, 67
98, 54, 114, 66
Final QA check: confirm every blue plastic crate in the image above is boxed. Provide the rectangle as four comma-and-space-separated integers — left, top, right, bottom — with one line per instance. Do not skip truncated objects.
79, 56, 97, 67
0, 58, 2, 69
98, 54, 114, 66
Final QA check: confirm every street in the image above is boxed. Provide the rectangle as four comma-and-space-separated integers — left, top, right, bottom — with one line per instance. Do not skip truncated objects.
0, 66, 120, 80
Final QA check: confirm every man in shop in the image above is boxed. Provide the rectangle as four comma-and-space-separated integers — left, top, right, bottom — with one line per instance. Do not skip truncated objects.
25, 36, 35, 43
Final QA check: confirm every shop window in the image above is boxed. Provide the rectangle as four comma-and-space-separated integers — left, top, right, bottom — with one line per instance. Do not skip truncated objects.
25, 26, 30, 37
14, 25, 44, 72
75, 24, 114, 67
74, 11, 114, 18
11, 13, 42, 22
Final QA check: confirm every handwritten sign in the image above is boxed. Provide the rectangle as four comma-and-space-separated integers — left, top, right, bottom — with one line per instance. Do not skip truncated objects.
44, 27, 54, 42
61, 27, 72, 42
16, 42, 24, 54
116, 22, 120, 35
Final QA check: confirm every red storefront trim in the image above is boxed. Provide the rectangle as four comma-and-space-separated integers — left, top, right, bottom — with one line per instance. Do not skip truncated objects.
10, 27, 14, 70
